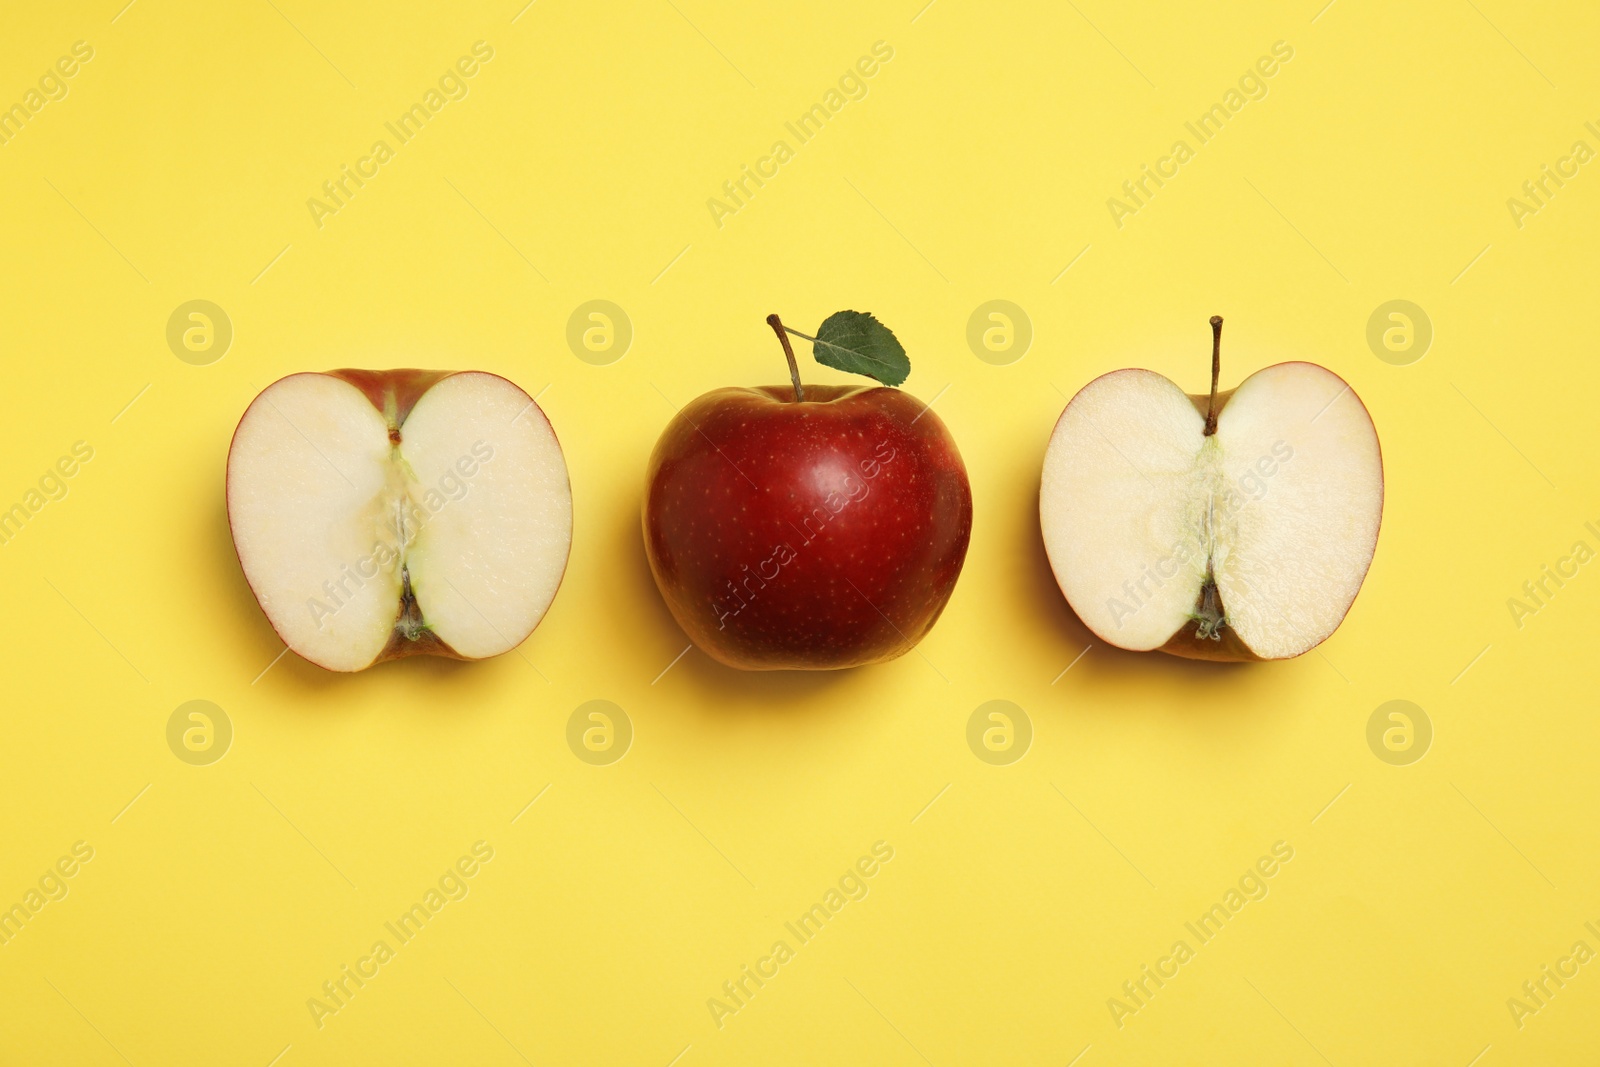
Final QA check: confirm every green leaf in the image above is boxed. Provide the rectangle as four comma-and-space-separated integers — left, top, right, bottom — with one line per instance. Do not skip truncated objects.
809, 310, 909, 387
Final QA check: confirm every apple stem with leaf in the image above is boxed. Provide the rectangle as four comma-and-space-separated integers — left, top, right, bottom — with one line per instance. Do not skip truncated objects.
1204, 315, 1223, 437
765, 311, 912, 400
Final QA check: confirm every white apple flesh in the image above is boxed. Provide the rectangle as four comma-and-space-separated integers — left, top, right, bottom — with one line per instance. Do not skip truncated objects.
1040, 319, 1382, 661
227, 370, 572, 672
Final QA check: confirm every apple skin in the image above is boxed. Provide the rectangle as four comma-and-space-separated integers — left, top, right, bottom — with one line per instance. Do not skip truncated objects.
643, 383, 972, 670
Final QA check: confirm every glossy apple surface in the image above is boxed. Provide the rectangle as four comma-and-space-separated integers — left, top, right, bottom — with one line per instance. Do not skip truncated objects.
644, 384, 972, 670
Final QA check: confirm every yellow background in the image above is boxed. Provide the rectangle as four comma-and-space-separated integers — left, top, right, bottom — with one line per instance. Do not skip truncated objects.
2, 1, 1597, 1063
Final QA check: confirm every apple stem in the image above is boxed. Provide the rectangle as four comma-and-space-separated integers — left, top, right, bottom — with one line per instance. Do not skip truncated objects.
766, 314, 806, 403
1204, 315, 1223, 436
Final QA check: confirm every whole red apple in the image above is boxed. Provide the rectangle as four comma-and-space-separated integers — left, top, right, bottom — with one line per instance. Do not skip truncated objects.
643, 312, 972, 670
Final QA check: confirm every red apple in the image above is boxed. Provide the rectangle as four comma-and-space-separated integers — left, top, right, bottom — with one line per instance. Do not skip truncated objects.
643, 313, 972, 670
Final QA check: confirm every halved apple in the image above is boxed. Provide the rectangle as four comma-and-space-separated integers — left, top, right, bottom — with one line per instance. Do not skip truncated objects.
1040, 318, 1382, 661
226, 370, 572, 672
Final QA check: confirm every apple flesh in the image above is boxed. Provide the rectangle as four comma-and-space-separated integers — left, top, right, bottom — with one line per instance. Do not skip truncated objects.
227, 370, 572, 672
1040, 331, 1382, 661
644, 384, 972, 670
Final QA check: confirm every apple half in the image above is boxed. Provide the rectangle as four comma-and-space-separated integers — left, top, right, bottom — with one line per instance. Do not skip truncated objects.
1040, 318, 1382, 661
227, 370, 572, 672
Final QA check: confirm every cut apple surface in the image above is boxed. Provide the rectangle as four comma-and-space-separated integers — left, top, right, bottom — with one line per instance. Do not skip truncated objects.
1040, 320, 1382, 661
227, 370, 571, 672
